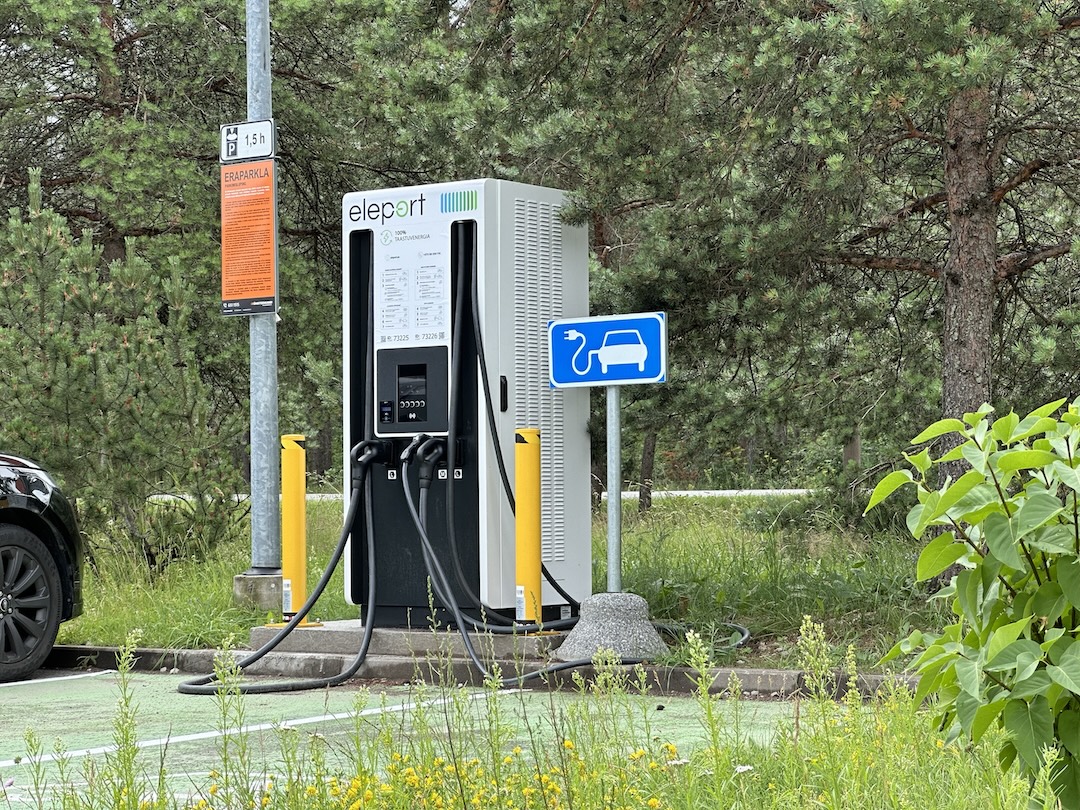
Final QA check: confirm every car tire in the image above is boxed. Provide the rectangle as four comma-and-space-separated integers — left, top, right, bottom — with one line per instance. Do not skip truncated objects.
0, 524, 63, 682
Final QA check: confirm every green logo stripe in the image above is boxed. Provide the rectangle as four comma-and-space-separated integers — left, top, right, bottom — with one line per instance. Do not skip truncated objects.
440, 190, 478, 214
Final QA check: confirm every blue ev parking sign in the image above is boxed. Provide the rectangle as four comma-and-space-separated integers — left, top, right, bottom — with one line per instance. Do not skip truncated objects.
548, 312, 667, 388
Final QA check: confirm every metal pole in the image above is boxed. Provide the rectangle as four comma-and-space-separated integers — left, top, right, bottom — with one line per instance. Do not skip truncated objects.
606, 385, 622, 592
246, 0, 280, 573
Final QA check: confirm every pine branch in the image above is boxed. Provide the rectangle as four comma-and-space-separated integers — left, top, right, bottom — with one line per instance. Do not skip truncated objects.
995, 240, 1074, 281
847, 191, 947, 245
823, 252, 941, 278
991, 158, 1048, 203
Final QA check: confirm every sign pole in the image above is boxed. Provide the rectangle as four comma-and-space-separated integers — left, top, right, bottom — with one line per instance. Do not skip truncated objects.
242, 0, 280, 594
547, 311, 667, 596
606, 385, 622, 592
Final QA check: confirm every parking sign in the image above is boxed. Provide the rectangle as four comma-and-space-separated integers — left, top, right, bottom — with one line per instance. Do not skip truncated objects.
548, 312, 667, 388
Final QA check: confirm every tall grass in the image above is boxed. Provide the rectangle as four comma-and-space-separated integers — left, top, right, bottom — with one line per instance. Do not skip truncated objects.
61, 496, 943, 670
11, 627, 1049, 810
611, 497, 945, 668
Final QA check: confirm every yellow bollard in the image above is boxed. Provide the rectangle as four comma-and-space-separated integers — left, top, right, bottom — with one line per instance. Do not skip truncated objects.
515, 428, 543, 623
280, 434, 319, 625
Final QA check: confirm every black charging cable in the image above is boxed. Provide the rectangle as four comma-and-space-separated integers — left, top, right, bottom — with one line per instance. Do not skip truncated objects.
399, 441, 641, 686
178, 444, 382, 694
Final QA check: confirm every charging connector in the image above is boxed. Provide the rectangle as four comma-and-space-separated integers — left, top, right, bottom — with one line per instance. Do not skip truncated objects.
416, 438, 445, 489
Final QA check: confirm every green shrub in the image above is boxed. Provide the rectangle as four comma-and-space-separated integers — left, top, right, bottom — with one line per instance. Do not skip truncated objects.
870, 397, 1080, 802
0, 171, 245, 571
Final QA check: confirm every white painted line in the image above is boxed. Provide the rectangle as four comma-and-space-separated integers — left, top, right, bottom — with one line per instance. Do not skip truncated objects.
0, 691, 492, 769
0, 670, 116, 689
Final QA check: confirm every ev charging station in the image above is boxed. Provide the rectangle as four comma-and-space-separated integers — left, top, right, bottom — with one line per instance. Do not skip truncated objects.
342, 179, 592, 626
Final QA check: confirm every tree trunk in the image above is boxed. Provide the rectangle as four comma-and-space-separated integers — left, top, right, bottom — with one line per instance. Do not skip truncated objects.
638, 428, 658, 513
95, 0, 127, 267
941, 86, 997, 422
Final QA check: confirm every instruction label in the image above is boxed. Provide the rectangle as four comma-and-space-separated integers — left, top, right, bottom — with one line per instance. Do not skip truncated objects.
374, 230, 450, 347
220, 159, 277, 315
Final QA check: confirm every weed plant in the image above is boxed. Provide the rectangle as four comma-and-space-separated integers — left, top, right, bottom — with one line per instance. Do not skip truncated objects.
610, 497, 947, 669
8, 624, 1050, 810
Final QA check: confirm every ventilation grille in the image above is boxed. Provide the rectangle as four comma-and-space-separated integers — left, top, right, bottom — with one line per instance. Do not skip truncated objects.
513, 198, 565, 562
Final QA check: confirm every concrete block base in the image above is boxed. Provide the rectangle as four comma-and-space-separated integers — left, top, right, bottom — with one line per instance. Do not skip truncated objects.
233, 573, 282, 612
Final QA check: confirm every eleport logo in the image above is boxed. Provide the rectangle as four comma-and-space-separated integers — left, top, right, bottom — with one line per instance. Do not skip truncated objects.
440, 189, 478, 214
347, 193, 427, 224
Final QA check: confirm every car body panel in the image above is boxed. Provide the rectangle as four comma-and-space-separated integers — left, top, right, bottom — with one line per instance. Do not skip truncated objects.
0, 454, 83, 621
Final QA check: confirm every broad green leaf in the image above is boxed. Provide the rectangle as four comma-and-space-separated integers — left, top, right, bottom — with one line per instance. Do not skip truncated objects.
998, 740, 1017, 771
916, 532, 965, 582
914, 657, 949, 706
1048, 636, 1076, 665
1043, 627, 1066, 646
983, 512, 1025, 570
1059, 642, 1080, 667
1009, 670, 1052, 700
985, 616, 1032, 665
972, 699, 1006, 743
1012, 416, 1058, 443
963, 404, 995, 427
956, 498, 1004, 527
1059, 710, 1080, 757
1014, 651, 1041, 683
936, 442, 969, 464
911, 418, 966, 445
997, 449, 1058, 472
1025, 398, 1067, 421
992, 412, 1019, 444
932, 469, 987, 520
955, 570, 981, 629
955, 657, 981, 697
955, 690, 981, 735
1032, 582, 1066, 626
1048, 657, 1080, 693
911, 491, 941, 538
878, 628, 925, 666
1026, 525, 1074, 555
903, 448, 932, 475
1003, 695, 1053, 772
962, 441, 990, 473
1014, 492, 1064, 540
905, 503, 925, 539
984, 640, 1042, 672
1059, 557, 1080, 606
864, 469, 913, 513
1052, 460, 1080, 493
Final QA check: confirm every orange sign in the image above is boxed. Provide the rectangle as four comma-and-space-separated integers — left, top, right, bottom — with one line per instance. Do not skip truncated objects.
221, 159, 277, 315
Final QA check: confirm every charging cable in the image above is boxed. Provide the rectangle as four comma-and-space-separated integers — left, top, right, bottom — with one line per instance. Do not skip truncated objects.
398, 437, 644, 686
176, 452, 384, 694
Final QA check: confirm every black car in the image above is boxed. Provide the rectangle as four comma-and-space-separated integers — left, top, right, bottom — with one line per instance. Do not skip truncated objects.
0, 454, 83, 681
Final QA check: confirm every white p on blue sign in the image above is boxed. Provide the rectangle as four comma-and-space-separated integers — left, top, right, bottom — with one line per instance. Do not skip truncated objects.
548, 312, 667, 388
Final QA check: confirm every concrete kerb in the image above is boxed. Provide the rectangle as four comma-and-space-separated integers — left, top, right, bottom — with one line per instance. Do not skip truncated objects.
47, 644, 917, 698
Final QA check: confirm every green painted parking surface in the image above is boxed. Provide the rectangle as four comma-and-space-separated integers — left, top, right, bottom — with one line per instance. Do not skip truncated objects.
1, 669, 795, 807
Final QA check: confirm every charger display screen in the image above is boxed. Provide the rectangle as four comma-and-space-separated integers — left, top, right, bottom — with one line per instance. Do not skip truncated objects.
397, 364, 428, 423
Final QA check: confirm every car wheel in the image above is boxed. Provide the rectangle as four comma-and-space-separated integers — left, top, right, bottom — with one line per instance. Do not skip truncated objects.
0, 525, 63, 682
